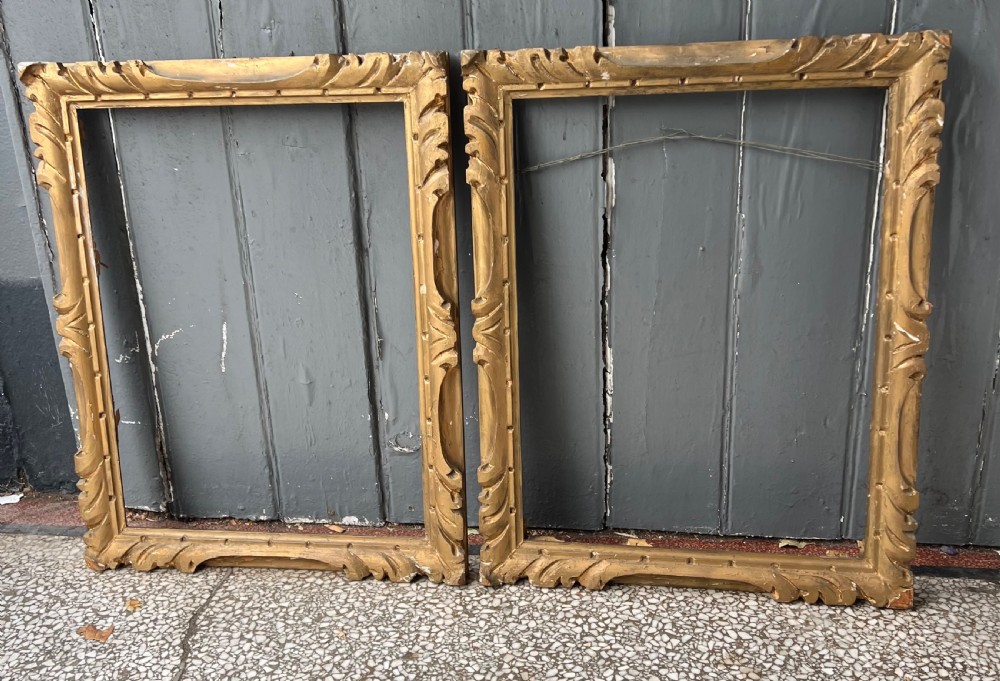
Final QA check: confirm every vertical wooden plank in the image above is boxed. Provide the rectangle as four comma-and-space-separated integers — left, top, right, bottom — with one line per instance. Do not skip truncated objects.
0, 374, 14, 486
91, 0, 276, 518
0, 0, 94, 311
727, 0, 888, 538
350, 106, 423, 522
607, 0, 742, 533
469, 0, 604, 529
0, 51, 77, 490
0, 88, 38, 283
0, 0, 97, 445
78, 112, 164, 510
1, 0, 165, 503
895, 0, 1000, 546
218, 2, 383, 523
977, 386, 1000, 546
340, 0, 466, 523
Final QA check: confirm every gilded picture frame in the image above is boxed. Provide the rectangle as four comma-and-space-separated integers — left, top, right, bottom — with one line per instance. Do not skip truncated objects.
463, 31, 950, 607
21, 52, 467, 584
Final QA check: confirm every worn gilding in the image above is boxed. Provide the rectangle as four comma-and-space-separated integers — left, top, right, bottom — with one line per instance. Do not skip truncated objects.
464, 31, 950, 606
21, 51, 467, 584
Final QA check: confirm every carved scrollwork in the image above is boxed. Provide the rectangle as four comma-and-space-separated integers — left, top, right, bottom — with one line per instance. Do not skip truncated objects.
865, 41, 950, 606
462, 31, 950, 90
21, 52, 435, 99
22, 51, 466, 585
406, 53, 467, 584
93, 533, 451, 582
463, 49, 521, 582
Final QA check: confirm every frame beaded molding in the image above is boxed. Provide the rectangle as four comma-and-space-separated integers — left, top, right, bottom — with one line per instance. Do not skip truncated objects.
463, 31, 951, 607
21, 51, 467, 584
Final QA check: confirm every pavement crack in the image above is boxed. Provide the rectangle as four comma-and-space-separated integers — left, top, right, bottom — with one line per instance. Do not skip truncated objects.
171, 569, 232, 681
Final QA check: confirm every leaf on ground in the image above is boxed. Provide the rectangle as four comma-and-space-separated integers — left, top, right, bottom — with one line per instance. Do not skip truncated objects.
325, 524, 345, 534
778, 539, 810, 549
124, 598, 142, 613
78, 624, 114, 642
625, 538, 652, 547
336, 629, 347, 639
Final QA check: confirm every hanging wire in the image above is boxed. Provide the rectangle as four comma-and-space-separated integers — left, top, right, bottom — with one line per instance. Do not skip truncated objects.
520, 127, 881, 174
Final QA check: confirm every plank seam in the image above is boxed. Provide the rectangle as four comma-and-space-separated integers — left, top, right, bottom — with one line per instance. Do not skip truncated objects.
335, 0, 390, 524
719, 0, 752, 535
599, 0, 617, 530
85, 0, 175, 510
212, 0, 283, 519
968, 314, 1000, 541
841, 0, 898, 539
0, 10, 57, 287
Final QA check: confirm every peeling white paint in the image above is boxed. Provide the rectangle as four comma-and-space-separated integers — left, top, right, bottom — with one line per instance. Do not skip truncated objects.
387, 431, 422, 454
114, 336, 141, 364
284, 516, 325, 524
220, 321, 228, 373
341, 515, 360, 525
599, 2, 617, 523
120, 419, 142, 425
90, 8, 174, 506
605, 2, 616, 47
153, 328, 184, 356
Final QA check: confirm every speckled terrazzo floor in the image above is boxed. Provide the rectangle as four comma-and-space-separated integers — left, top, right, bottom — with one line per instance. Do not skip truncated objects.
1, 534, 998, 681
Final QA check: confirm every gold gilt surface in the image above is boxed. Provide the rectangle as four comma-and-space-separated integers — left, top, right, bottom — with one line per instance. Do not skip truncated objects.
21, 52, 467, 585
463, 31, 951, 607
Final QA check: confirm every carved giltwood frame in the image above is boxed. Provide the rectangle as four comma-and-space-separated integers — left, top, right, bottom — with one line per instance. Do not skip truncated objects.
21, 52, 467, 584
464, 31, 950, 606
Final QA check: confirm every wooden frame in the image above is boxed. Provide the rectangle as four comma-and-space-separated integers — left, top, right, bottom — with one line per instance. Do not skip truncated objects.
21, 52, 467, 584
464, 31, 950, 606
